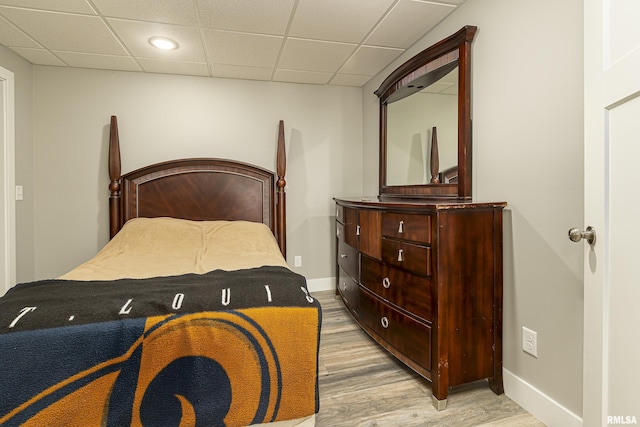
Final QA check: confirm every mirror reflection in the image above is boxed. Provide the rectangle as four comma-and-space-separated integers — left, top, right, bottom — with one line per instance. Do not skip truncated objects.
386, 65, 458, 186
376, 26, 476, 200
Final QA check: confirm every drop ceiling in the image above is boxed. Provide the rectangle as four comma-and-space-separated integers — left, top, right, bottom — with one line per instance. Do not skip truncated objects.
0, 0, 466, 87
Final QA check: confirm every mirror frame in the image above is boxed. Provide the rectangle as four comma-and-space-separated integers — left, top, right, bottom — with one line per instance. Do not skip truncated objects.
375, 26, 477, 200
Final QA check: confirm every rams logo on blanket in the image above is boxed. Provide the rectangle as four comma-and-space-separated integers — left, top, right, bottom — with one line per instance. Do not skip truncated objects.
1, 308, 319, 427
0, 267, 320, 427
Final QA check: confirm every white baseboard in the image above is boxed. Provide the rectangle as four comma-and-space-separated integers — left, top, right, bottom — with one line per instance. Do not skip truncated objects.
504, 368, 583, 427
306, 277, 334, 293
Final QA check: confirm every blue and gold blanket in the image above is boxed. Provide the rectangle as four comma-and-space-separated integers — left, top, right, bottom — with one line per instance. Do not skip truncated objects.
0, 266, 321, 427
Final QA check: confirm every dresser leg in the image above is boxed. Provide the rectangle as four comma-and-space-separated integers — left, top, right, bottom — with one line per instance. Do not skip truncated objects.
431, 395, 447, 411
488, 373, 504, 395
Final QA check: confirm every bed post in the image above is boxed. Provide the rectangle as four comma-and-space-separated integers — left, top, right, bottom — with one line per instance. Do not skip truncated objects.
109, 115, 122, 239
276, 120, 287, 257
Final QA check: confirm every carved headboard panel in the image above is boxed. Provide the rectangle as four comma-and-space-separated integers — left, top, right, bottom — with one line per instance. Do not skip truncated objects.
108, 116, 287, 256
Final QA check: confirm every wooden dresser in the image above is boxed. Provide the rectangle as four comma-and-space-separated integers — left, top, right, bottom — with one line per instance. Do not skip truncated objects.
334, 197, 506, 409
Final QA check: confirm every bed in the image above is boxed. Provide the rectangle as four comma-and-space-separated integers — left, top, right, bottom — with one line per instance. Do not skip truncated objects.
0, 117, 321, 427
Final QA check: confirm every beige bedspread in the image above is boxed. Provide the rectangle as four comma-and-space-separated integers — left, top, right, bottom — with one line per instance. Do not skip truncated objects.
60, 217, 289, 281
5, 218, 319, 427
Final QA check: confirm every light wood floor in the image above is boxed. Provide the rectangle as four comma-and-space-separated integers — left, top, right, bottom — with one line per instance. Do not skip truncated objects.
312, 290, 545, 427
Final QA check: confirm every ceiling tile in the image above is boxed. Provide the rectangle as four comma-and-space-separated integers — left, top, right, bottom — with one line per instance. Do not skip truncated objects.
273, 69, 333, 85
0, 0, 467, 87
204, 30, 283, 68
423, 82, 457, 94
108, 18, 206, 62
9, 47, 66, 65
53, 51, 141, 71
330, 73, 373, 87
137, 58, 209, 77
419, 0, 466, 4
197, 0, 295, 35
279, 38, 357, 73
340, 45, 403, 76
0, 0, 95, 14
366, 0, 456, 48
440, 85, 457, 95
0, 7, 126, 54
211, 64, 273, 81
92, 0, 198, 26
288, 0, 395, 43
422, 67, 458, 94
0, 15, 40, 48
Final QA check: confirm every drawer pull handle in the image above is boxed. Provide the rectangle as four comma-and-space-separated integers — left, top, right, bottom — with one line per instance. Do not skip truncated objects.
381, 317, 389, 328
336, 208, 340, 217
341, 282, 347, 291
356, 225, 361, 236
397, 249, 404, 262
398, 220, 404, 233
382, 277, 391, 288
336, 228, 341, 237
340, 254, 348, 258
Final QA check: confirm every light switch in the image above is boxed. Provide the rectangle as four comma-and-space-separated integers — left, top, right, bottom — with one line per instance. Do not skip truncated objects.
15, 185, 23, 201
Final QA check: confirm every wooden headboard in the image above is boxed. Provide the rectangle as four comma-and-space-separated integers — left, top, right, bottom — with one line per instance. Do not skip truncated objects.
107, 116, 287, 256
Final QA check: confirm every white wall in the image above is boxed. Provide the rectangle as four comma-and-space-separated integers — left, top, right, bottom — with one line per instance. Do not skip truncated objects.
363, 0, 584, 423
32, 67, 363, 284
0, 46, 34, 284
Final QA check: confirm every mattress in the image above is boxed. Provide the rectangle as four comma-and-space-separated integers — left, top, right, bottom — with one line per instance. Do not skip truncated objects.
60, 217, 290, 280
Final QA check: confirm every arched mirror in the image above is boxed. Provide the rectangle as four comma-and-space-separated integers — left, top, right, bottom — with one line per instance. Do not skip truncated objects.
376, 26, 477, 200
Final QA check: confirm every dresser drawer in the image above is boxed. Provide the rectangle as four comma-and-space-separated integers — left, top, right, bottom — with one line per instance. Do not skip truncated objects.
382, 238, 431, 276
360, 256, 432, 322
358, 287, 431, 371
336, 204, 344, 224
343, 207, 359, 248
336, 221, 344, 241
337, 267, 359, 310
382, 212, 431, 243
337, 238, 359, 280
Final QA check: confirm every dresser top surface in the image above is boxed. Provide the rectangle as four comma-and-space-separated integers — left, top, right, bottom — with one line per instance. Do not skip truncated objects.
334, 197, 507, 211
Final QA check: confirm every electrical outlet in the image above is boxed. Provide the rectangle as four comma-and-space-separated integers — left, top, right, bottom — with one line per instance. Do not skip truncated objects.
294, 256, 302, 267
522, 326, 538, 358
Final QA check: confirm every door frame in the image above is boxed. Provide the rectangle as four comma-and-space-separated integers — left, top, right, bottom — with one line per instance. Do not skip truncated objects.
0, 65, 16, 294
583, 1, 607, 424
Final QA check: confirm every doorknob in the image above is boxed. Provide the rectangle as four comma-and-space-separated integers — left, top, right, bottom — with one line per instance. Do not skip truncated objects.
568, 226, 596, 245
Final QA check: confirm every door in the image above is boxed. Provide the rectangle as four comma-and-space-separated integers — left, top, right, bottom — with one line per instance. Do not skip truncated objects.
583, 1, 640, 426
0, 65, 16, 296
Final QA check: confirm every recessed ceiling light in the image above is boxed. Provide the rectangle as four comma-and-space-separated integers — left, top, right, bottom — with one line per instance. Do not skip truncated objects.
149, 37, 178, 50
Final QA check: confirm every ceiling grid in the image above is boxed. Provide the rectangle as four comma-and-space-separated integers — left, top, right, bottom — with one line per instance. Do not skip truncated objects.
0, 0, 465, 86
